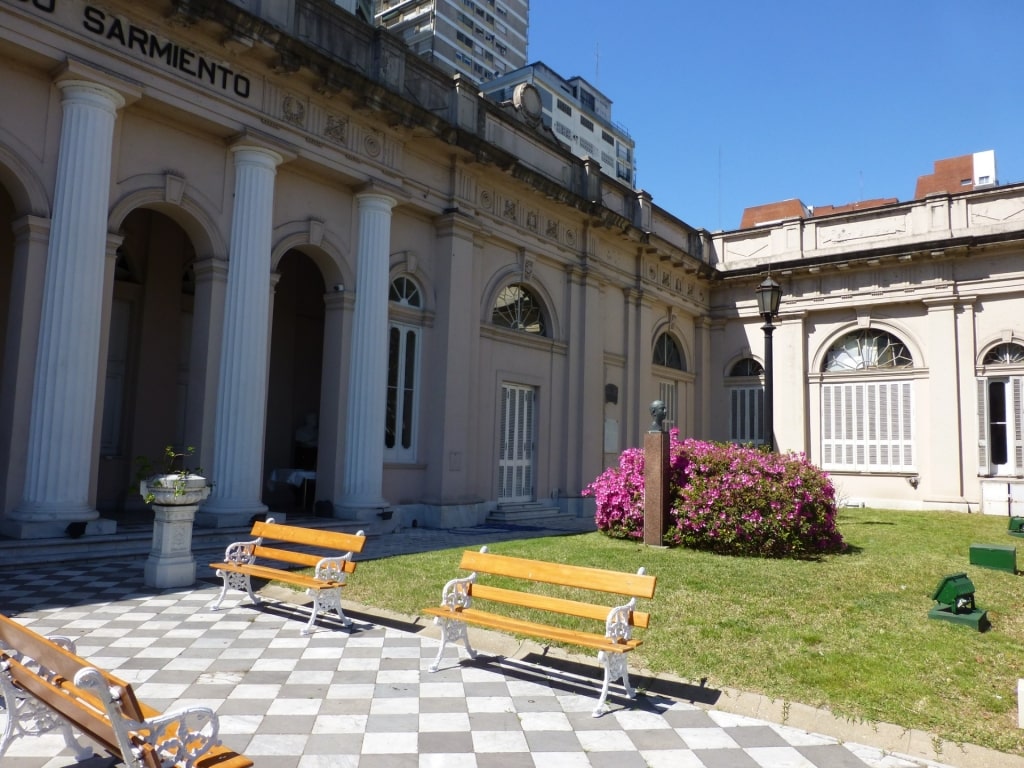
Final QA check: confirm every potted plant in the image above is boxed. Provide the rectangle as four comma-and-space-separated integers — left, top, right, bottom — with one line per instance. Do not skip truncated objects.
136, 445, 210, 507
136, 446, 212, 589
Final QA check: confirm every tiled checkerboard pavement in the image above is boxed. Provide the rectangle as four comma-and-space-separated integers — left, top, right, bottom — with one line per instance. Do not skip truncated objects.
0, 559, 959, 768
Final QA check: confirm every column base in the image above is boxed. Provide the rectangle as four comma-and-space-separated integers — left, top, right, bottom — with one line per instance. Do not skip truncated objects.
335, 501, 394, 530
0, 516, 117, 540
195, 499, 269, 528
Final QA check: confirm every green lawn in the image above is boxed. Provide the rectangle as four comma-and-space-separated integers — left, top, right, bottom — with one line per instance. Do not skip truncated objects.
340, 508, 1024, 756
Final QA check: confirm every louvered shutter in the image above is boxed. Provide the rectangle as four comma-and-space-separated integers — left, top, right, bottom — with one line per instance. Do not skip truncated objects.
1013, 377, 1024, 476
976, 378, 989, 475
900, 381, 914, 468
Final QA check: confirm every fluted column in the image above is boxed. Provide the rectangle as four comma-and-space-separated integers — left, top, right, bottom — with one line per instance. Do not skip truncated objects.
340, 192, 396, 514
11, 81, 124, 532
200, 145, 282, 524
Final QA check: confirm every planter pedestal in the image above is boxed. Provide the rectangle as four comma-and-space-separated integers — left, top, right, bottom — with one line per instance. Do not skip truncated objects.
142, 475, 210, 589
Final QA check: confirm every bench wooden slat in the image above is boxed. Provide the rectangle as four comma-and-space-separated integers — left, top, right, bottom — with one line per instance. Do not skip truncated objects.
250, 521, 365, 553
0, 614, 110, 686
211, 562, 345, 590
458, 550, 656, 599
466, 583, 651, 628
422, 606, 642, 653
249, 545, 358, 572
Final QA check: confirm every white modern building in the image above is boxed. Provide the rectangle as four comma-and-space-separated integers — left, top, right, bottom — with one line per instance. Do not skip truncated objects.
0, 0, 1021, 546
375, 0, 528, 85
484, 62, 636, 188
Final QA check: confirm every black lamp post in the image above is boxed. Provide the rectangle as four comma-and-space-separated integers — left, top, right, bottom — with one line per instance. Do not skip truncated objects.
755, 275, 783, 451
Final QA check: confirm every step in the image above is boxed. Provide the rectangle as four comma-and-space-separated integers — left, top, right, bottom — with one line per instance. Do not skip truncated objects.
486, 504, 564, 525
0, 514, 371, 569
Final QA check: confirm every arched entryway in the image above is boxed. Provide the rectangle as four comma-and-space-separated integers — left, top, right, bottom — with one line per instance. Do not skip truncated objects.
0, 183, 14, 390
264, 249, 326, 513
97, 208, 202, 515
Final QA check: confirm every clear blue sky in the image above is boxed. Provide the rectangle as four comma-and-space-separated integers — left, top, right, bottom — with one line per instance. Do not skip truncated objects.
528, 1, 1024, 232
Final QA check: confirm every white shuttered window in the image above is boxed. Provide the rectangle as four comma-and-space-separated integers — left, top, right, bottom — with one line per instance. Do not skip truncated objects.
821, 381, 914, 471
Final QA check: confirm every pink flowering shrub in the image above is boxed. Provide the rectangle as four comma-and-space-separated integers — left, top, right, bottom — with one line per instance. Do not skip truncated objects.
583, 430, 688, 540
585, 433, 845, 558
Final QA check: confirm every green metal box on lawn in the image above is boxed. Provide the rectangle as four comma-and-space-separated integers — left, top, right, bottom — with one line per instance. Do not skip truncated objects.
968, 543, 1017, 573
1009, 517, 1024, 538
928, 572, 989, 632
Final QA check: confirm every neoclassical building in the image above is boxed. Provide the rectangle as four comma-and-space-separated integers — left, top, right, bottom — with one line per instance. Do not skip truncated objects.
0, 0, 1021, 542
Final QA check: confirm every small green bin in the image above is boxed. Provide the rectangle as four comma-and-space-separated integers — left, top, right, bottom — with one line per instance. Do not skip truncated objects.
969, 543, 1017, 574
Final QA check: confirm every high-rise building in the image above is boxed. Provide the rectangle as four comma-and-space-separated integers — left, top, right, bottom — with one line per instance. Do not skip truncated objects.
483, 62, 636, 188
375, 0, 529, 85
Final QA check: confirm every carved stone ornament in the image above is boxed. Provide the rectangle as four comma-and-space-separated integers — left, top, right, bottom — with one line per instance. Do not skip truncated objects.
324, 115, 348, 145
364, 132, 382, 158
282, 95, 305, 127
479, 189, 493, 210
526, 210, 538, 231
546, 219, 559, 239
565, 229, 577, 247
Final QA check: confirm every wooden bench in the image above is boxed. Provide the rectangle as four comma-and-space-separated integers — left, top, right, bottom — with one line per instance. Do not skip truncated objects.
421, 547, 656, 716
0, 612, 251, 768
210, 517, 366, 634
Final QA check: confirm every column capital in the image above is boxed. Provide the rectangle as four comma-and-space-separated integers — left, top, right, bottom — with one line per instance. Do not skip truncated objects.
356, 180, 403, 207
53, 59, 141, 108
228, 131, 295, 166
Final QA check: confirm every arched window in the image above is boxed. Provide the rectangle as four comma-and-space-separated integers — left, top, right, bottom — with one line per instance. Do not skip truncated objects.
822, 329, 913, 371
730, 358, 764, 377
653, 333, 685, 370
984, 343, 1024, 366
978, 342, 1024, 477
386, 276, 423, 462
820, 328, 915, 472
389, 275, 421, 307
492, 284, 546, 335
652, 333, 686, 430
727, 357, 764, 444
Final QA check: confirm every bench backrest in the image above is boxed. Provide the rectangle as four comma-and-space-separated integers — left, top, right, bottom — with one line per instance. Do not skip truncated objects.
0, 613, 159, 767
250, 520, 365, 570
457, 549, 656, 628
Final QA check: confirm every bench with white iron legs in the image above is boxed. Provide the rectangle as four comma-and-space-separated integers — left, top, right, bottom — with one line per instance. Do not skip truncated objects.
210, 517, 366, 634
422, 547, 656, 717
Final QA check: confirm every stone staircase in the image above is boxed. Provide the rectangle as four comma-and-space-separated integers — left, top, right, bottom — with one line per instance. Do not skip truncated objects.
486, 501, 567, 527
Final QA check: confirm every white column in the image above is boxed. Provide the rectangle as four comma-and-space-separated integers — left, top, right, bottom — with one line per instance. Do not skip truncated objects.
340, 192, 396, 513
200, 145, 282, 523
12, 81, 124, 531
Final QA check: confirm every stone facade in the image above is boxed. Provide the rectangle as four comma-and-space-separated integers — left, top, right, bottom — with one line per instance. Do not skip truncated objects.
0, 0, 1021, 542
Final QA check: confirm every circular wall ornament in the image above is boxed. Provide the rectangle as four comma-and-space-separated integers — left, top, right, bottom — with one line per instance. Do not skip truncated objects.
512, 83, 543, 123
364, 132, 382, 158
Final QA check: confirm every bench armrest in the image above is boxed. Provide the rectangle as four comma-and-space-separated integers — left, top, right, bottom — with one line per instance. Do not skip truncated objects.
222, 539, 258, 566
438, 573, 477, 612
76, 667, 221, 768
605, 598, 638, 643
314, 553, 353, 583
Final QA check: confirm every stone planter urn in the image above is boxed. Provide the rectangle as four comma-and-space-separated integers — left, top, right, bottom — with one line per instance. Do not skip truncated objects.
142, 473, 211, 589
